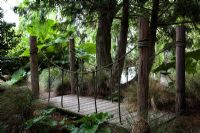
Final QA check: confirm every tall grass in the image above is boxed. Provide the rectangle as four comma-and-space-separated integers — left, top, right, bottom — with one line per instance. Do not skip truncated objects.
185, 74, 200, 101
0, 86, 47, 132
123, 79, 175, 112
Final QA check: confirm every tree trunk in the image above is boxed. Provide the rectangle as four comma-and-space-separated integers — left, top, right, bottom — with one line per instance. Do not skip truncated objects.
30, 36, 39, 99
69, 38, 77, 94
109, 0, 129, 88
148, 0, 160, 74
96, 15, 113, 68
96, 1, 117, 68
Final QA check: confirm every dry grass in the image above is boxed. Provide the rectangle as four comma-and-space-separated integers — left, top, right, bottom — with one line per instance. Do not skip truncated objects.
123, 79, 175, 112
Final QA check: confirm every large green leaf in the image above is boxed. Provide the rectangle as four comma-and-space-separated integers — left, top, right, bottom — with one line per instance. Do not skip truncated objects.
6, 68, 27, 85
186, 49, 200, 61
153, 49, 200, 73
20, 48, 30, 57
27, 19, 56, 42
78, 42, 96, 54
153, 62, 175, 73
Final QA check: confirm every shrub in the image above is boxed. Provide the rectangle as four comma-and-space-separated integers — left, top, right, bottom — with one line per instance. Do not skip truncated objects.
38, 67, 110, 97
25, 108, 58, 132
185, 74, 200, 101
62, 112, 111, 133
0, 86, 47, 132
39, 67, 70, 93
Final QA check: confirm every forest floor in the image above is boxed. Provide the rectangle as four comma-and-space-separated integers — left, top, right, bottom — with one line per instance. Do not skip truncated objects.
157, 103, 200, 133
181, 107, 200, 133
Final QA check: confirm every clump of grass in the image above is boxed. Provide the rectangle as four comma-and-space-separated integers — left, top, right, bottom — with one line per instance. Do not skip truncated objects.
185, 74, 200, 101
123, 79, 175, 112
0, 86, 47, 132
39, 67, 71, 95
151, 117, 190, 133
38, 67, 111, 97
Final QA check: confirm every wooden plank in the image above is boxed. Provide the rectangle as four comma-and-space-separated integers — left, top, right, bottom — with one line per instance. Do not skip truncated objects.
43, 94, 175, 130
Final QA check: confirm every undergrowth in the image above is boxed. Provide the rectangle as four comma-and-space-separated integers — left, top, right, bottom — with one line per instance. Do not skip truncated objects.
123, 79, 175, 112
0, 86, 47, 132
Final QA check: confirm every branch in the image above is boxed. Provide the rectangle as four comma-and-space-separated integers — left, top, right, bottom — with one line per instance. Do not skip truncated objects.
158, 20, 200, 27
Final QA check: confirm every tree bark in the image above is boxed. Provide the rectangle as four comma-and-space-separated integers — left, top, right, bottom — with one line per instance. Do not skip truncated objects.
69, 38, 77, 94
148, 0, 160, 74
30, 36, 39, 99
109, 0, 129, 88
96, 1, 117, 68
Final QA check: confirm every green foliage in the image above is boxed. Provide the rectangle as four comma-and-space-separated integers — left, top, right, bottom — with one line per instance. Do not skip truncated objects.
6, 68, 27, 85
154, 49, 200, 74
153, 62, 175, 73
185, 74, 200, 101
25, 108, 58, 129
39, 67, 70, 92
0, 87, 46, 132
0, 8, 19, 56
27, 19, 56, 41
64, 112, 111, 133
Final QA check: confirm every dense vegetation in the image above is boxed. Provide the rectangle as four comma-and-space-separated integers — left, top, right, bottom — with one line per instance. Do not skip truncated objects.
1, 0, 200, 132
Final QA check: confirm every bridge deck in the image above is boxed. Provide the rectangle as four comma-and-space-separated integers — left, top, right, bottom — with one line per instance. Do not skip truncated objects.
45, 95, 175, 130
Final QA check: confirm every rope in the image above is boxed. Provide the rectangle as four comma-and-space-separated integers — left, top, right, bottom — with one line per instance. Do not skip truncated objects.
41, 45, 138, 74
41, 41, 169, 76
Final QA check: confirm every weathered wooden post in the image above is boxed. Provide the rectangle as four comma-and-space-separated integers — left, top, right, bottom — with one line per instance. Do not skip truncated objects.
137, 17, 149, 119
69, 38, 77, 94
30, 36, 39, 99
175, 26, 186, 116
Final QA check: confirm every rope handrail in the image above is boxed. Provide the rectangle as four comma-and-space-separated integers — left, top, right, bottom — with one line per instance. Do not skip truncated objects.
41, 45, 138, 74
41, 42, 170, 75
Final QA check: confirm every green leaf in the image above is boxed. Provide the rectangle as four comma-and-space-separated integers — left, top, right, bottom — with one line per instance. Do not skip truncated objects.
48, 120, 58, 127
153, 49, 200, 73
6, 68, 27, 85
20, 48, 30, 57
97, 127, 111, 133
186, 49, 200, 61
79, 124, 98, 133
54, 37, 68, 44
59, 118, 68, 126
153, 62, 175, 73
46, 45, 55, 53
78, 42, 96, 54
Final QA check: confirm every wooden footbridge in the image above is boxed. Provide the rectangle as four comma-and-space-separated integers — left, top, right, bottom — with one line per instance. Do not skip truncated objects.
44, 94, 175, 130
29, 18, 184, 131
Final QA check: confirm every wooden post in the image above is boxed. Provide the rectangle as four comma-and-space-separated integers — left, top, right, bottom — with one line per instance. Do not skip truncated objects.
137, 17, 149, 119
30, 36, 39, 99
69, 38, 77, 94
175, 26, 186, 116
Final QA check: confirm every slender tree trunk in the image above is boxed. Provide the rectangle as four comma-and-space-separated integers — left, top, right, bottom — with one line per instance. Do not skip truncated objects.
69, 38, 77, 94
30, 36, 39, 99
148, 0, 160, 74
109, 0, 129, 88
